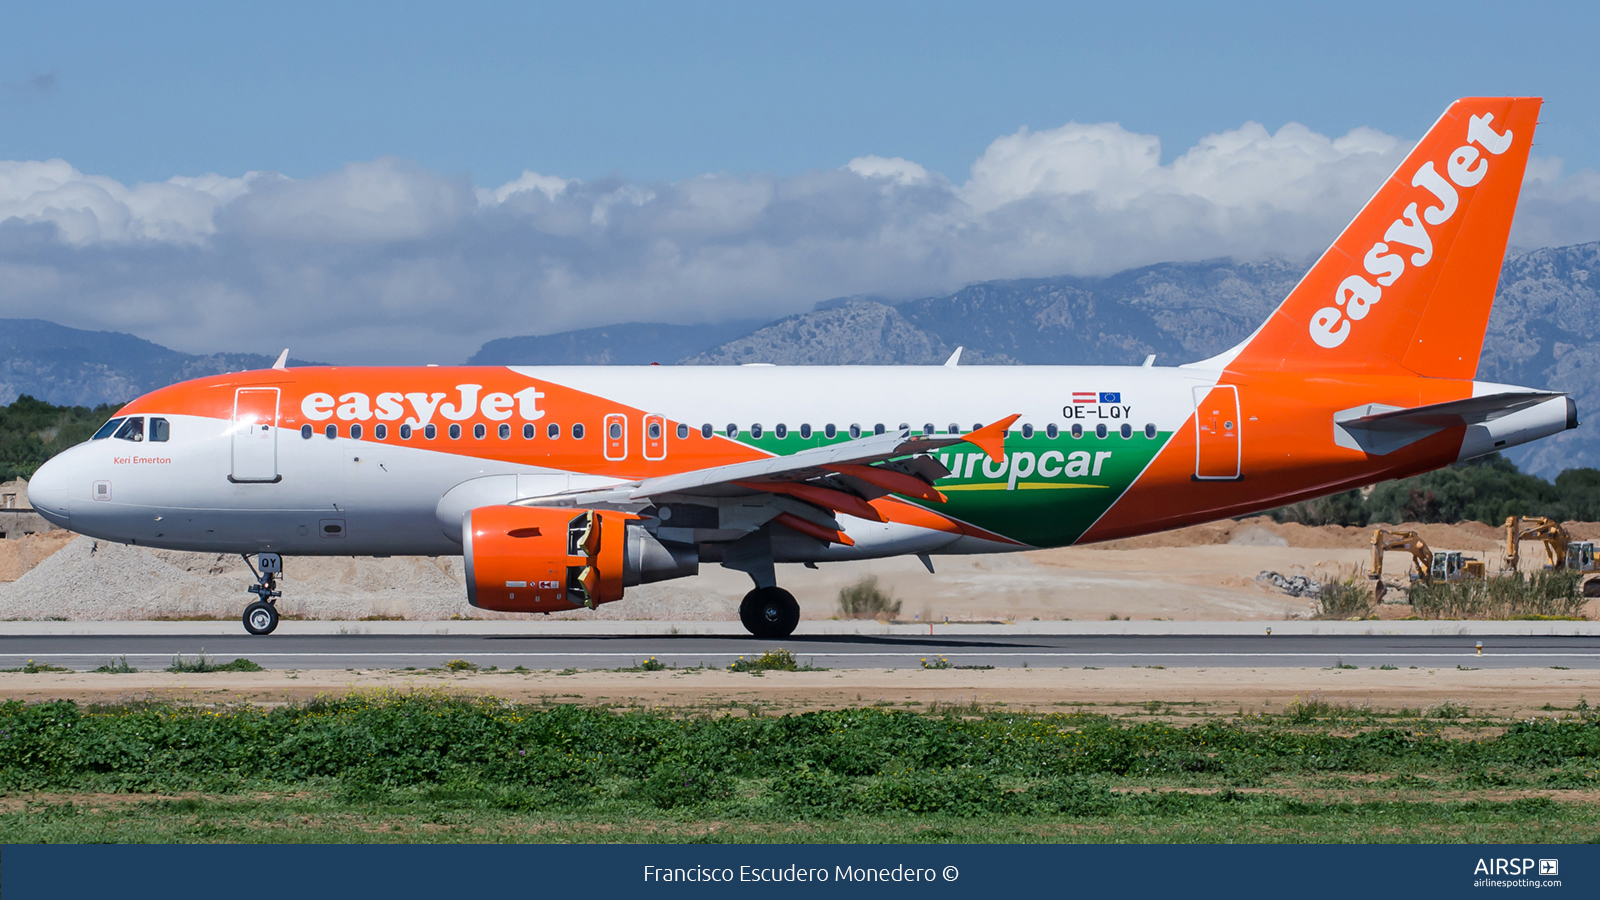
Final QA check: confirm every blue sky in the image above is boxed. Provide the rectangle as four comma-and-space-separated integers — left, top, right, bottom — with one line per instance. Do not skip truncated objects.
5, 1, 1597, 186
1, 1, 1597, 363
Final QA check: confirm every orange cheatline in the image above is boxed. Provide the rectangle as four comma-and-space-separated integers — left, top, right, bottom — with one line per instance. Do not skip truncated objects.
826, 463, 946, 503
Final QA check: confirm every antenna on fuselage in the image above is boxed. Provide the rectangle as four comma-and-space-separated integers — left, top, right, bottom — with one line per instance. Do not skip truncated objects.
271, 349, 289, 370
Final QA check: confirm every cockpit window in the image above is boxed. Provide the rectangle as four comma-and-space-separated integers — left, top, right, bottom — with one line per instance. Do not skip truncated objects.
91, 418, 125, 440
149, 418, 170, 442
113, 417, 146, 442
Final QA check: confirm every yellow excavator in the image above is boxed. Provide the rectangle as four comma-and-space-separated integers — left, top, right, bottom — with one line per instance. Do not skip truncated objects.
1369, 529, 1485, 603
1504, 516, 1599, 579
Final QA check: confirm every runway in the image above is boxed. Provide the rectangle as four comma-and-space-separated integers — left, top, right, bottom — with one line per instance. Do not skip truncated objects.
2, 632, 1596, 671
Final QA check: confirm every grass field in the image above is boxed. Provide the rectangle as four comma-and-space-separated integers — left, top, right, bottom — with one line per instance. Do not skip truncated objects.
1, 689, 1597, 843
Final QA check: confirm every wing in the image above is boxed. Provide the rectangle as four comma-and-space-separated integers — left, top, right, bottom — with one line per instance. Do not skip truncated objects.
513, 414, 1021, 546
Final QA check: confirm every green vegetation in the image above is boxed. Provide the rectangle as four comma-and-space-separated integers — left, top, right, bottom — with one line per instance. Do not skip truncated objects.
1271, 453, 1600, 527
1409, 570, 1586, 619
165, 654, 264, 673
93, 656, 138, 674
0, 692, 1596, 843
837, 576, 902, 619
1315, 572, 1372, 619
728, 649, 798, 672
0, 395, 121, 482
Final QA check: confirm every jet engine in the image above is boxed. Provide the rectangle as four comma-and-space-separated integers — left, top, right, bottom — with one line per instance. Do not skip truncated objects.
463, 506, 697, 612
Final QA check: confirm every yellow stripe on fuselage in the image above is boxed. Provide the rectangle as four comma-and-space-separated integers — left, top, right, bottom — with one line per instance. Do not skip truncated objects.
939, 482, 1110, 491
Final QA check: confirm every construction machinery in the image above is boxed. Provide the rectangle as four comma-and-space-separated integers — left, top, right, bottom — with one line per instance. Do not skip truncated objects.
1504, 516, 1598, 574
1369, 528, 1486, 603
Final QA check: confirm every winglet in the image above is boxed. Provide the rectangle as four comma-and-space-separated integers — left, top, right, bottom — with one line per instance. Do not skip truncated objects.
944, 346, 963, 367
965, 414, 1019, 462
271, 349, 289, 370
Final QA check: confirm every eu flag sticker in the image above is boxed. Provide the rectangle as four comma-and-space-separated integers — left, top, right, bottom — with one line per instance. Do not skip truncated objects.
1099, 392, 1121, 403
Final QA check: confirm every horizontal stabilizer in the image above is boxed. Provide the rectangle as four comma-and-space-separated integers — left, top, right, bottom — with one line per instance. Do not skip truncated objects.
1334, 391, 1564, 455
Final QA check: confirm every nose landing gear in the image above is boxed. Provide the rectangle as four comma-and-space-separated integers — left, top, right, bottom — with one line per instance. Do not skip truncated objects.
242, 553, 283, 635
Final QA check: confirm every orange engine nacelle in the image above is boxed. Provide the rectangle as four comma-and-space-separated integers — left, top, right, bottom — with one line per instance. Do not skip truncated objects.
463, 505, 696, 612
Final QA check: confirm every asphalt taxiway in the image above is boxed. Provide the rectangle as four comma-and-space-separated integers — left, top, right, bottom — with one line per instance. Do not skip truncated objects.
1, 632, 1594, 671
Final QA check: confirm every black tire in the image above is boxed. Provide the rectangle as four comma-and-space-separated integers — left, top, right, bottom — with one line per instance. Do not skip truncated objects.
739, 587, 799, 639
243, 601, 279, 636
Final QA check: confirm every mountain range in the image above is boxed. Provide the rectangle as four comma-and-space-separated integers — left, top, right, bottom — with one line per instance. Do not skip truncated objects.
3, 241, 1596, 476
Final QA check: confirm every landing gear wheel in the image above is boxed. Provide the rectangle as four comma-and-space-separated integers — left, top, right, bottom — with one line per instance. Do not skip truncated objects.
243, 601, 279, 636
740, 587, 799, 639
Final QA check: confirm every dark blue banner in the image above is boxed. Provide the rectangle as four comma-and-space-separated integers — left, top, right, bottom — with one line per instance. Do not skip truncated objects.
4, 844, 1594, 899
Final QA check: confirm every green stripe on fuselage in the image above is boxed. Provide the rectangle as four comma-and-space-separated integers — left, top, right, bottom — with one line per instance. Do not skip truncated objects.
730, 428, 1173, 548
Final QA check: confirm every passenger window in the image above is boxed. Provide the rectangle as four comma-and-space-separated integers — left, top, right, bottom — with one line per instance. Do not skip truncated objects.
1145, 423, 1157, 439
1021, 424, 1034, 439
726, 424, 739, 437
499, 423, 511, 440
824, 424, 837, 439
376, 424, 388, 440
701, 424, 713, 439
351, 423, 363, 440
474, 423, 486, 440
774, 424, 786, 438
751, 424, 764, 438
400, 424, 413, 439
149, 418, 170, 442
325, 424, 337, 439
424, 424, 437, 440
922, 423, 935, 435
572, 423, 585, 439
948, 424, 960, 434
800, 424, 812, 439
874, 424, 885, 435
301, 424, 313, 439
548, 423, 560, 439
609, 422, 623, 440
849, 424, 861, 439
1120, 423, 1132, 439
449, 424, 462, 440
523, 423, 535, 439
1046, 424, 1058, 439
1095, 424, 1108, 439
113, 417, 145, 442
91, 418, 125, 440
677, 423, 689, 440
1071, 424, 1083, 439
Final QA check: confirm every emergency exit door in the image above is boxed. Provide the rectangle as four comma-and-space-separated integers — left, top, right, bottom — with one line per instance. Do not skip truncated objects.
231, 387, 281, 483
1192, 385, 1241, 480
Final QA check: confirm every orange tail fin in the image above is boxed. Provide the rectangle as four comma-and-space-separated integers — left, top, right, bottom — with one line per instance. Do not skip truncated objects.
1221, 97, 1541, 378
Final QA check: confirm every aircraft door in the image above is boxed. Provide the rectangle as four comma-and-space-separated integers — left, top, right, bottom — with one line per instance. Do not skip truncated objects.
643, 414, 666, 461
1192, 384, 1241, 481
231, 387, 281, 483
603, 413, 628, 461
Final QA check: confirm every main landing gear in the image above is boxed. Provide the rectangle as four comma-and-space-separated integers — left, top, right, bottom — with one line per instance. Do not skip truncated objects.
242, 552, 283, 636
739, 586, 800, 640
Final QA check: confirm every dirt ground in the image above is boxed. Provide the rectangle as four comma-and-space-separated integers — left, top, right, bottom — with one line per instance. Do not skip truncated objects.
3, 517, 1596, 622
6, 666, 1596, 719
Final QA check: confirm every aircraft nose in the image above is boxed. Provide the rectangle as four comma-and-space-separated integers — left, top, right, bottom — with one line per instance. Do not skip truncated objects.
27, 455, 71, 526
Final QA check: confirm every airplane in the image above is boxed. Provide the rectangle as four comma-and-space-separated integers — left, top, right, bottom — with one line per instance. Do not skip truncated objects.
24, 96, 1576, 638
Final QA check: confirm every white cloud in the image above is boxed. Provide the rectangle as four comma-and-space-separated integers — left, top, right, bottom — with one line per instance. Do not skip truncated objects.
1, 117, 1598, 364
